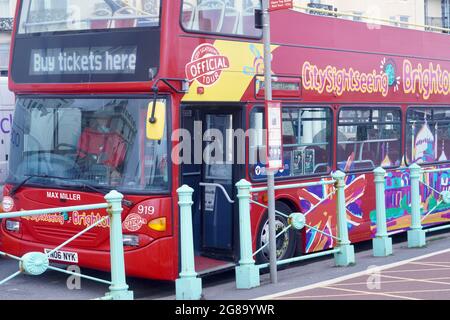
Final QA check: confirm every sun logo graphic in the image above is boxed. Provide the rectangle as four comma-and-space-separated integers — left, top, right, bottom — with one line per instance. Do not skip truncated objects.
380, 58, 401, 92
243, 44, 266, 76
243, 43, 278, 94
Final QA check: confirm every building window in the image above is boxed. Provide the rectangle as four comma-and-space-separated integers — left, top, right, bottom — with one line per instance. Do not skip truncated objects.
0, 44, 9, 72
399, 15, 409, 28
390, 16, 398, 27
337, 107, 402, 172
352, 11, 363, 22
0, 0, 10, 18
249, 106, 332, 180
181, 0, 262, 37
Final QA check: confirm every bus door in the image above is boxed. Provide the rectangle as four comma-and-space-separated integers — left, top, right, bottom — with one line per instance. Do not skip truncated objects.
181, 105, 244, 261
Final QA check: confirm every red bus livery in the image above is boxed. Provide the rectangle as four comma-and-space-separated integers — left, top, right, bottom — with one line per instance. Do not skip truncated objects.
2, 0, 450, 281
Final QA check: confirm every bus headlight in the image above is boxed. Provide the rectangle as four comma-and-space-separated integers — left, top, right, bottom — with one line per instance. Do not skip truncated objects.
123, 235, 139, 247
5, 220, 20, 232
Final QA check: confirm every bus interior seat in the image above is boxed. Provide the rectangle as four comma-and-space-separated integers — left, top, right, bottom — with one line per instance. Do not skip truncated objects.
113, 6, 138, 28
282, 135, 296, 146
182, 2, 196, 29
221, 7, 240, 34
197, 0, 226, 33
90, 8, 113, 29
311, 145, 327, 166
282, 135, 296, 155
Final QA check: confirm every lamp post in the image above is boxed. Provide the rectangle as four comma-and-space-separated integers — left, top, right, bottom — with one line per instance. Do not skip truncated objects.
262, 0, 277, 284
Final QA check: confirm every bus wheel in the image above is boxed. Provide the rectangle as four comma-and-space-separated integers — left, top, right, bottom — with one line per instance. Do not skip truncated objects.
255, 202, 297, 265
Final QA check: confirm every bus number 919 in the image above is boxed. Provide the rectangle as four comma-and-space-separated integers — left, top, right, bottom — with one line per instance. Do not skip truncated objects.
138, 205, 155, 215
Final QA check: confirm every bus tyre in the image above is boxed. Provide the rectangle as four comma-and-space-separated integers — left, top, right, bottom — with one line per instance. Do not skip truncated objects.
255, 202, 297, 265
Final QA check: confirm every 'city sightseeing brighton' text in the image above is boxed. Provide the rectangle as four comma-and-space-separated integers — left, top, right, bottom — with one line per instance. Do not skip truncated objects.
302, 61, 389, 97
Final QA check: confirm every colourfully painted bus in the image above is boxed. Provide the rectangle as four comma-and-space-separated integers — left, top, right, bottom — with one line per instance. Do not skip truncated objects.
2, 0, 450, 281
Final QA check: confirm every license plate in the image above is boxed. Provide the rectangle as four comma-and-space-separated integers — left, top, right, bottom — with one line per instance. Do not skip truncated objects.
44, 249, 78, 263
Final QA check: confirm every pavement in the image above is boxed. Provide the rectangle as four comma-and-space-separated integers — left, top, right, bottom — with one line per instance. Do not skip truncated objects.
0, 229, 450, 300
259, 249, 450, 300
159, 229, 450, 300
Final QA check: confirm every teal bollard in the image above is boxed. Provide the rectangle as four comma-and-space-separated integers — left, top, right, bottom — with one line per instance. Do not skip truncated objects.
175, 185, 202, 300
104, 190, 134, 300
372, 167, 393, 257
235, 179, 260, 289
332, 171, 355, 267
408, 164, 426, 248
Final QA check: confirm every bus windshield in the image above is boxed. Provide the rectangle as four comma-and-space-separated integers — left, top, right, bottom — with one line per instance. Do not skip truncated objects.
18, 0, 161, 34
8, 97, 169, 194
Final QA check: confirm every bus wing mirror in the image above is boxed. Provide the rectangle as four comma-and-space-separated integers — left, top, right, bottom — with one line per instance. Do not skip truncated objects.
254, 9, 263, 29
146, 101, 166, 140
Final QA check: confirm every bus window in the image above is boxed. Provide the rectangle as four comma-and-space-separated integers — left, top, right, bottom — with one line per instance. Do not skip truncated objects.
249, 108, 265, 171
18, 0, 161, 34
249, 106, 332, 180
406, 107, 450, 165
181, 0, 262, 37
9, 97, 169, 193
337, 107, 402, 172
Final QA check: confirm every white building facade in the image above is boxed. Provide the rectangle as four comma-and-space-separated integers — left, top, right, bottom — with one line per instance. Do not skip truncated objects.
294, 0, 449, 31
0, 0, 16, 75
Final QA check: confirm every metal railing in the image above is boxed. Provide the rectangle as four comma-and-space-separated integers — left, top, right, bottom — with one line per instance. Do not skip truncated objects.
173, 164, 450, 299
372, 164, 450, 254
235, 170, 355, 289
372, 167, 393, 257
175, 185, 202, 300
174, 172, 356, 298
0, 190, 133, 300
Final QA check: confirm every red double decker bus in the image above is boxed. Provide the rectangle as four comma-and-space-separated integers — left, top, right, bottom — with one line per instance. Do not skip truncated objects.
2, 0, 450, 281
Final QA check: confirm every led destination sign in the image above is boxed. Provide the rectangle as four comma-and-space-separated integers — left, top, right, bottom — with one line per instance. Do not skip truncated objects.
30, 46, 137, 75
12, 28, 160, 83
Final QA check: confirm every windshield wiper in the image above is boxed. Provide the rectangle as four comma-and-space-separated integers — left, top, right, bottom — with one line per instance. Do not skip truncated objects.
10, 174, 79, 196
78, 183, 133, 207
9, 174, 133, 207
9, 175, 42, 196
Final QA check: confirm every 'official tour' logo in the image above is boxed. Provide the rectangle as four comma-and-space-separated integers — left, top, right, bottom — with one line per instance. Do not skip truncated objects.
185, 43, 230, 86
2, 196, 14, 212
122, 213, 147, 232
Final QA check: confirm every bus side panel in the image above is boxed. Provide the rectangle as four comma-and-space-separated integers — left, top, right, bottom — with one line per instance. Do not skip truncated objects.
377, 166, 450, 234
248, 173, 374, 255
